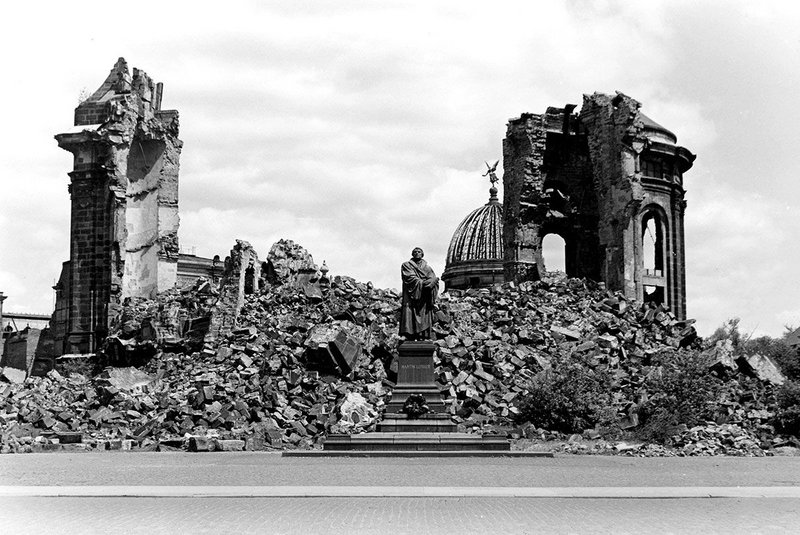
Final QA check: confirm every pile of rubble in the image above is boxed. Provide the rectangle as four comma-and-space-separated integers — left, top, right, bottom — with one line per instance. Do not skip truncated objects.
0, 240, 795, 455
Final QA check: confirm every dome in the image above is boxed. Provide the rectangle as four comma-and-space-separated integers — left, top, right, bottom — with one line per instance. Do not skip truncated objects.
442, 185, 505, 290
639, 112, 677, 145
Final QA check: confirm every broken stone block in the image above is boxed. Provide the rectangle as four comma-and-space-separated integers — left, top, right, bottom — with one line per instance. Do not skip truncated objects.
55, 432, 83, 444
265, 239, 316, 285
705, 340, 737, 374
266, 429, 283, 448
330, 331, 361, 375
188, 436, 216, 452
217, 439, 245, 451
737, 354, 785, 385
551, 325, 581, 341
304, 323, 363, 375
1, 367, 26, 384
96, 367, 155, 391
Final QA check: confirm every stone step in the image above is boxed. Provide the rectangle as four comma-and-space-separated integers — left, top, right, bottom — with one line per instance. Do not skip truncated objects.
378, 417, 458, 433
325, 432, 510, 451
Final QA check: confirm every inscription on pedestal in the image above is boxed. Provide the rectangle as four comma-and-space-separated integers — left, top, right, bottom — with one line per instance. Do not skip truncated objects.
398, 356, 434, 385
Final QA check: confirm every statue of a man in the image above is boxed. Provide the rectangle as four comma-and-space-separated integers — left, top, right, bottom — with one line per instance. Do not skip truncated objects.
400, 247, 439, 340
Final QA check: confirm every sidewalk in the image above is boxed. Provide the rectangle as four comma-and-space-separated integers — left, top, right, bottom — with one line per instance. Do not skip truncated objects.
2, 484, 799, 498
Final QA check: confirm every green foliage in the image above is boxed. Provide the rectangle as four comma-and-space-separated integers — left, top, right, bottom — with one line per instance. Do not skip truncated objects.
707, 318, 744, 351
745, 336, 800, 381
775, 381, 800, 436
515, 354, 615, 434
637, 351, 722, 443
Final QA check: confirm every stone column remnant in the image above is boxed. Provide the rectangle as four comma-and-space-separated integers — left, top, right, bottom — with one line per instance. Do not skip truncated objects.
205, 240, 261, 343
53, 58, 183, 354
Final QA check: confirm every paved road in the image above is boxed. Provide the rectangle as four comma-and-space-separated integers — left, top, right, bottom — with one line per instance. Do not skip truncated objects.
1, 453, 799, 533
2, 452, 800, 487
1, 496, 798, 534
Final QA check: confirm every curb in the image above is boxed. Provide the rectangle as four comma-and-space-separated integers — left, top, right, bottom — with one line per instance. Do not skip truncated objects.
282, 450, 554, 458
1, 485, 798, 499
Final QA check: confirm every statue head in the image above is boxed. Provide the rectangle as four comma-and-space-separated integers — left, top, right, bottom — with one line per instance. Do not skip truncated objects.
411, 247, 424, 260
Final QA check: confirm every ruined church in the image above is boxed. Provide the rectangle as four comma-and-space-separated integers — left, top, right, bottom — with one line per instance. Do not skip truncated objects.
444, 93, 694, 320
50, 59, 694, 356
50, 59, 218, 355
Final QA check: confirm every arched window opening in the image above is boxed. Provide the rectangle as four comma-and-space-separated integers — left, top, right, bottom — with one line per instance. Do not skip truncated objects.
541, 234, 566, 274
642, 213, 664, 277
244, 265, 255, 295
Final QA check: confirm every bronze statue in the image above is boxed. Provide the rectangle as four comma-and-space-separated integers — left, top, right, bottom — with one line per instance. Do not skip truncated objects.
483, 160, 499, 186
399, 247, 439, 340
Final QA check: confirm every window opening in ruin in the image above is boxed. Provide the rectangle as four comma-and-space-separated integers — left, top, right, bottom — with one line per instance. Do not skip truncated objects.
644, 285, 665, 305
469, 277, 480, 287
544, 183, 570, 217
642, 158, 664, 179
244, 265, 255, 295
541, 234, 566, 274
642, 213, 664, 277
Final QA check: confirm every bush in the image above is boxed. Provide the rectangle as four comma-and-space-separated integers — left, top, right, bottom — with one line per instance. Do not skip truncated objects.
775, 381, 800, 436
637, 350, 722, 443
707, 318, 744, 351
515, 354, 615, 434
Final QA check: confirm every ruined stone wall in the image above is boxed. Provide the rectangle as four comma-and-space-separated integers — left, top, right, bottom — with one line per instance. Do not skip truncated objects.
579, 92, 646, 299
540, 107, 600, 279
501, 113, 547, 282
53, 58, 182, 354
205, 240, 261, 343
502, 92, 693, 319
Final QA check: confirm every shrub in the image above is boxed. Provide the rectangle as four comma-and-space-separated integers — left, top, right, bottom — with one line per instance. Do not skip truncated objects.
515, 354, 615, 434
775, 381, 800, 436
707, 318, 743, 351
637, 350, 722, 443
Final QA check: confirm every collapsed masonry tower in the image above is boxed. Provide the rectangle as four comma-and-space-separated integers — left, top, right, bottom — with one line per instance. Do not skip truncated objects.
52, 58, 182, 354
502, 92, 695, 319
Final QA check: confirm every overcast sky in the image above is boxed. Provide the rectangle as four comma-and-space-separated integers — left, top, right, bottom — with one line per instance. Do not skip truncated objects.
1, 1, 799, 338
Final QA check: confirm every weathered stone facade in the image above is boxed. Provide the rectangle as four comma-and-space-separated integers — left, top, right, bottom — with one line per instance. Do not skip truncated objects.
52, 58, 183, 354
502, 92, 694, 318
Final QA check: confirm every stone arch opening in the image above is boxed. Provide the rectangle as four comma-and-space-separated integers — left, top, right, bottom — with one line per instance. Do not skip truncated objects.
641, 209, 666, 275
640, 206, 669, 306
244, 264, 255, 295
541, 233, 567, 274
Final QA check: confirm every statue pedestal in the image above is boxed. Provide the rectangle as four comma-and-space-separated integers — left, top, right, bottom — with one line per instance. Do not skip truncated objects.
324, 340, 510, 451
379, 341, 456, 433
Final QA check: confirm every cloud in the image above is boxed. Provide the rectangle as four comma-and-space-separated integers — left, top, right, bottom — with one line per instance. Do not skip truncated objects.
1, 1, 798, 338
686, 171, 800, 337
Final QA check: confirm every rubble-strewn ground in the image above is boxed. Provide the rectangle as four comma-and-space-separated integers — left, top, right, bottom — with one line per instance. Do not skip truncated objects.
1, 241, 798, 456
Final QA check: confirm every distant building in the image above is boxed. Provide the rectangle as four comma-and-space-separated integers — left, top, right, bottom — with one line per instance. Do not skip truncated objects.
2, 312, 51, 332
177, 253, 222, 288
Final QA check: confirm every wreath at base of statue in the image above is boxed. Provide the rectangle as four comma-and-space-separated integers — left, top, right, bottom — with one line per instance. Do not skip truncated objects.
401, 394, 430, 418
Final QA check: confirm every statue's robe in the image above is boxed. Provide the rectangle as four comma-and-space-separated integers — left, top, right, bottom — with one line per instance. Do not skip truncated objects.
400, 258, 439, 339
